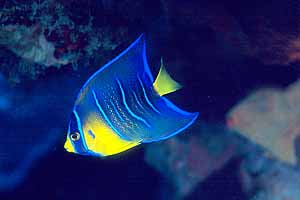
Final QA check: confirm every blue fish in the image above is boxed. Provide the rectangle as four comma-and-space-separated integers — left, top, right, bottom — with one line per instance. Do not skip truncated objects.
64, 34, 199, 157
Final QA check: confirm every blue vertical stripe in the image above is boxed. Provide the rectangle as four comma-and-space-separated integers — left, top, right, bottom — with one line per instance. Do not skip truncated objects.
132, 90, 147, 112
116, 78, 151, 128
91, 89, 129, 140
73, 110, 89, 151
110, 100, 125, 122
137, 75, 160, 114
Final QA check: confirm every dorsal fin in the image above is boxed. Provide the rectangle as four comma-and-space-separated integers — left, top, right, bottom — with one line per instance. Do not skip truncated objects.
153, 58, 182, 96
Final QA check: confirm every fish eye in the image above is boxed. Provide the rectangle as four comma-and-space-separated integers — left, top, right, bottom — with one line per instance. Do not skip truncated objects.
70, 132, 80, 141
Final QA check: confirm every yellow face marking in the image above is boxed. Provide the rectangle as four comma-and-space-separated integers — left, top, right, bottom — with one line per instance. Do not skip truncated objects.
82, 113, 140, 156
64, 137, 75, 153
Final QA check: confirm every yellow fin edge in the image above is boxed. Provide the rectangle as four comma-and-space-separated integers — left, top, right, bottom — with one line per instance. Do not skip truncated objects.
153, 58, 182, 96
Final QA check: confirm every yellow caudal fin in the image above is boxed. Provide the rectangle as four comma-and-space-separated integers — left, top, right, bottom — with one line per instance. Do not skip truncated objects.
153, 58, 182, 96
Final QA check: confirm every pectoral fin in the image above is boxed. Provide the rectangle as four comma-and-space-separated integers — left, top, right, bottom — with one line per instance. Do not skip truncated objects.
153, 58, 182, 96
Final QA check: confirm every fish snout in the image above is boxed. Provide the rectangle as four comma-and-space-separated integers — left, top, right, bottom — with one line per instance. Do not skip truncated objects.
64, 137, 75, 153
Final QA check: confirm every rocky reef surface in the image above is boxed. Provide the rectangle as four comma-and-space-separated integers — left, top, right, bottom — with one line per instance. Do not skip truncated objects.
145, 118, 300, 200
227, 80, 300, 165
0, 0, 130, 83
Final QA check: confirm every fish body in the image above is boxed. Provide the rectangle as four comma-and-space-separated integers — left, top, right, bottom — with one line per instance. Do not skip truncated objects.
64, 34, 198, 157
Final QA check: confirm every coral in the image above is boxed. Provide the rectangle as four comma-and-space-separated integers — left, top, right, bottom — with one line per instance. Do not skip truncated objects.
0, 0, 129, 83
0, 25, 69, 67
144, 122, 254, 199
240, 155, 300, 200
145, 120, 300, 199
227, 80, 300, 165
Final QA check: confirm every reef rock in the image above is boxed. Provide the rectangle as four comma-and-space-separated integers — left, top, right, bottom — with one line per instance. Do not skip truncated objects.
0, 25, 69, 67
227, 80, 300, 165
145, 121, 300, 199
145, 122, 252, 198
241, 155, 300, 200
0, 0, 129, 83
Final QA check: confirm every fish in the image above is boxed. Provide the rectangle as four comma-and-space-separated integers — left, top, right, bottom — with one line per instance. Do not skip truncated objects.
64, 34, 199, 157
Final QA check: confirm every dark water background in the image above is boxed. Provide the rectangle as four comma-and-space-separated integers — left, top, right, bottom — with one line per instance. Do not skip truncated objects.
0, 0, 299, 199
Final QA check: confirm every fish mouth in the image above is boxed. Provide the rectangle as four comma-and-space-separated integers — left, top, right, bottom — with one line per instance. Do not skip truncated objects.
64, 137, 75, 153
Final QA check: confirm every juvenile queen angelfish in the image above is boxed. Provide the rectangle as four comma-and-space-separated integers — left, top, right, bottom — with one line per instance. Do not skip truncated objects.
64, 34, 199, 157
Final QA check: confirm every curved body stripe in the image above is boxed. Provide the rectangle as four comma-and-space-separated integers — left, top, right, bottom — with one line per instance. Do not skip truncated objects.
91, 90, 129, 140
116, 78, 151, 128
73, 110, 89, 151
132, 90, 147, 112
137, 75, 160, 114
110, 100, 125, 122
